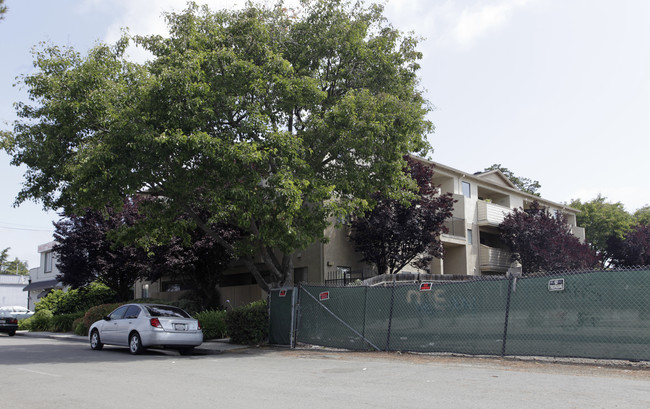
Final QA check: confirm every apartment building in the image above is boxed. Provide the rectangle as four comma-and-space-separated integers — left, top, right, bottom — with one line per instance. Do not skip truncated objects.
23, 241, 64, 309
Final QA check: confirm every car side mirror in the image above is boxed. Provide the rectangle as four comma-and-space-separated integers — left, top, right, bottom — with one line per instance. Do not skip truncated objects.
103, 316, 111, 321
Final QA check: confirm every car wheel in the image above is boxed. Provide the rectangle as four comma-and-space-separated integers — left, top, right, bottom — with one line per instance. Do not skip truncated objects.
179, 347, 194, 356
8, 330, 16, 336
129, 332, 144, 355
90, 329, 104, 350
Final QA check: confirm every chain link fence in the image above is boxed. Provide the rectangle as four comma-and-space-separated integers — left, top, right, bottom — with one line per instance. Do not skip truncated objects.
275, 267, 650, 361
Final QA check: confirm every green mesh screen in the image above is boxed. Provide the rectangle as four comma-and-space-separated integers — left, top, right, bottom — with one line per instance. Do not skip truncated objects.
269, 288, 295, 345
505, 270, 650, 360
295, 269, 650, 361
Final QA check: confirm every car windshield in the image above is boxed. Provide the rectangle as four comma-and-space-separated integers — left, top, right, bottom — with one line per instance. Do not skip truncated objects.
145, 305, 191, 318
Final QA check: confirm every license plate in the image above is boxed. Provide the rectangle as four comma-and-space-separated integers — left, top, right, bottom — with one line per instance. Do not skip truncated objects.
174, 324, 186, 331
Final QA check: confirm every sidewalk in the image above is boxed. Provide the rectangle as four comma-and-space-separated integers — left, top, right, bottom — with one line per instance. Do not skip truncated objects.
15, 330, 249, 355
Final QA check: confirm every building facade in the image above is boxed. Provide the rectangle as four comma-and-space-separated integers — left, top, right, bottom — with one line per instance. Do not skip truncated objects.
23, 241, 64, 310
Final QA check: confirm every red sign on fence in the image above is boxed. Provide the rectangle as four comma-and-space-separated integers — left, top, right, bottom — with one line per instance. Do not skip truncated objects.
419, 282, 433, 291
319, 291, 330, 301
279, 289, 287, 297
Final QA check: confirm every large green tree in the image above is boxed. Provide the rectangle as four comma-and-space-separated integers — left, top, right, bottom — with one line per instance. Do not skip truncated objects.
569, 195, 634, 261
634, 205, 650, 226
3, 1, 432, 292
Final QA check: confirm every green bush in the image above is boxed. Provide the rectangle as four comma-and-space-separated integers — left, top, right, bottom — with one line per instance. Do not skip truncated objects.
73, 317, 86, 336
35, 282, 118, 315
18, 316, 33, 331
225, 300, 268, 345
76, 302, 124, 336
51, 311, 85, 332
30, 309, 54, 331
194, 309, 227, 340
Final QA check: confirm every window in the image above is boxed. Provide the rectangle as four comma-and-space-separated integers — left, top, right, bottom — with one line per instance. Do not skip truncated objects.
146, 305, 190, 318
124, 305, 141, 319
462, 181, 471, 198
142, 284, 149, 299
44, 251, 53, 273
336, 266, 351, 280
467, 229, 473, 245
108, 306, 128, 320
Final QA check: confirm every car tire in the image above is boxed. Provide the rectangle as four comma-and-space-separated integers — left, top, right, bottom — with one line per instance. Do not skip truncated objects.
90, 329, 104, 350
129, 332, 144, 355
8, 330, 16, 336
179, 347, 194, 356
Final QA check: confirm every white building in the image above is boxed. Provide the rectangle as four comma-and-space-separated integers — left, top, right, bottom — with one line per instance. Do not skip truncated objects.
23, 241, 64, 310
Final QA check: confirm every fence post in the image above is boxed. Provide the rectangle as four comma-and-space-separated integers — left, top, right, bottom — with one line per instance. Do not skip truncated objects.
362, 285, 368, 350
292, 284, 302, 348
385, 280, 396, 351
501, 277, 514, 357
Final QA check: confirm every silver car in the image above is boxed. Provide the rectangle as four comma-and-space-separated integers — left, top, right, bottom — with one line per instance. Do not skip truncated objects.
0, 306, 34, 320
89, 303, 203, 355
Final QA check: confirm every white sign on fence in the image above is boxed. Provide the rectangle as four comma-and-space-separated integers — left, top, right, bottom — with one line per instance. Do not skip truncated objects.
548, 278, 565, 292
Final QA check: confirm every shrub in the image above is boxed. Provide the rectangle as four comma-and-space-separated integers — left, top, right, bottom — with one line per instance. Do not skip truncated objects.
225, 300, 268, 345
194, 309, 227, 340
51, 311, 85, 332
30, 309, 54, 331
35, 282, 118, 315
76, 302, 124, 336
18, 316, 33, 331
73, 317, 86, 336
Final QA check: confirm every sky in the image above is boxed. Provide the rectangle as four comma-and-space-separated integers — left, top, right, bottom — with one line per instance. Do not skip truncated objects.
1, 0, 649, 268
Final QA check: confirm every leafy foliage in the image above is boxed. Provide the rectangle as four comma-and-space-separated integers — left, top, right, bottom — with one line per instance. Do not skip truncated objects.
634, 206, 650, 226
351, 156, 455, 274
0, 248, 29, 275
35, 282, 118, 315
499, 201, 598, 273
29, 309, 54, 331
151, 223, 240, 310
569, 195, 634, 260
51, 311, 85, 332
194, 309, 227, 340
606, 224, 650, 267
225, 300, 268, 345
53, 198, 156, 301
482, 164, 541, 196
5, 0, 432, 292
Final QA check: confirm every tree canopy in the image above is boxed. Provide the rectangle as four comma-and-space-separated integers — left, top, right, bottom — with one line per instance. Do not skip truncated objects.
499, 202, 598, 273
481, 164, 541, 196
3, 0, 433, 292
351, 156, 455, 275
606, 224, 650, 267
53, 198, 156, 301
569, 195, 634, 260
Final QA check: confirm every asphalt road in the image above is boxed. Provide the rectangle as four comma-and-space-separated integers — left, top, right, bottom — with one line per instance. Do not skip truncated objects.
1, 334, 649, 409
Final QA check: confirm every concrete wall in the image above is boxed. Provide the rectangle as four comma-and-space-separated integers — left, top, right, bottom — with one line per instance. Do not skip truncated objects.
0, 275, 30, 307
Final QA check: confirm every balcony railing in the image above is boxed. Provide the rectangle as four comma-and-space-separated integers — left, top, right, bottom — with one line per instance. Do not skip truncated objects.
479, 245, 512, 273
442, 217, 466, 239
477, 201, 512, 226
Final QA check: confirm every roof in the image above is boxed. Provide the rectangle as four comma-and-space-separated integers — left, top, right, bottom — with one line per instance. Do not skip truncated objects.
23, 279, 63, 292
412, 155, 581, 214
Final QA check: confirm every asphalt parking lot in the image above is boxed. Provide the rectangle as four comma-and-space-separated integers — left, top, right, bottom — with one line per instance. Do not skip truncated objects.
2, 333, 649, 409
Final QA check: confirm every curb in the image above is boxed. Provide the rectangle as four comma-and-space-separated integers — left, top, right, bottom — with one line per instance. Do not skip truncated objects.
15, 330, 246, 355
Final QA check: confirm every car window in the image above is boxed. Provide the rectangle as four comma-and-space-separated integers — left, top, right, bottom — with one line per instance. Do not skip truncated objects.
108, 306, 128, 320
124, 305, 141, 319
145, 305, 191, 318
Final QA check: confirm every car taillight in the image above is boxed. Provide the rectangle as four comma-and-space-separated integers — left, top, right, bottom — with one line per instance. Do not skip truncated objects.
150, 318, 162, 328
197, 321, 202, 330
8, 318, 17, 324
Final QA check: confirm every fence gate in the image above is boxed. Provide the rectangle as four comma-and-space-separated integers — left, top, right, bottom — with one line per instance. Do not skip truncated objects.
268, 288, 297, 346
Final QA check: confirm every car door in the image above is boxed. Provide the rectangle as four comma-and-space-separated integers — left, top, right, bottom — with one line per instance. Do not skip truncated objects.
100, 305, 128, 344
114, 305, 142, 345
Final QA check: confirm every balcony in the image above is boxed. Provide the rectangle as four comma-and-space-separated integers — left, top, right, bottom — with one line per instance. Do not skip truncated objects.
441, 217, 466, 245
477, 201, 512, 227
479, 245, 512, 273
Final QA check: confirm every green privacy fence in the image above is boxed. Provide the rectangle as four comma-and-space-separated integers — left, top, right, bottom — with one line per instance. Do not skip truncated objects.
285, 267, 650, 361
